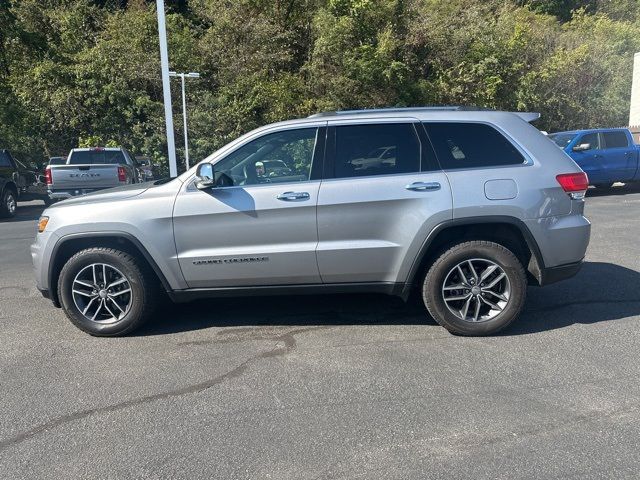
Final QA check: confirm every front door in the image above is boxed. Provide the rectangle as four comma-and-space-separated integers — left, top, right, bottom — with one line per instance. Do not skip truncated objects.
316, 120, 452, 284
173, 125, 325, 288
571, 132, 607, 185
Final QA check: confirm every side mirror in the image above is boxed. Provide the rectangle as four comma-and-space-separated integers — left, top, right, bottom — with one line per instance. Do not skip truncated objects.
573, 143, 591, 152
195, 163, 215, 189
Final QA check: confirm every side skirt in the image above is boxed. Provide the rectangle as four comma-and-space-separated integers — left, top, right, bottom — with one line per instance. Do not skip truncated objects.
167, 282, 406, 303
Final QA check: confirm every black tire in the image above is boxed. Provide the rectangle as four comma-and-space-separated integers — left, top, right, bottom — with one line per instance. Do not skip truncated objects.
0, 188, 17, 218
422, 241, 527, 336
58, 247, 158, 336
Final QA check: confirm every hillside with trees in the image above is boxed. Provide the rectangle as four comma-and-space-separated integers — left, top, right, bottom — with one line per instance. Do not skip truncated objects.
1, 0, 639, 173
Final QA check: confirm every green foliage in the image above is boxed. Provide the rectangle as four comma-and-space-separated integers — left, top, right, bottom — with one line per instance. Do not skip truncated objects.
0, 0, 638, 171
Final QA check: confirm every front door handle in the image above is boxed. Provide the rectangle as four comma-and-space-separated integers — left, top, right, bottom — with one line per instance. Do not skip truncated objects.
277, 191, 310, 201
405, 182, 441, 192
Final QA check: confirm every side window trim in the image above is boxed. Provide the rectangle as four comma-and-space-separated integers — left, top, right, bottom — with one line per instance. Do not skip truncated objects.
422, 120, 533, 171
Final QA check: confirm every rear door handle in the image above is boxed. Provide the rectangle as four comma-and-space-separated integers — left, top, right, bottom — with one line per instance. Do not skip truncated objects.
405, 182, 441, 192
277, 191, 310, 201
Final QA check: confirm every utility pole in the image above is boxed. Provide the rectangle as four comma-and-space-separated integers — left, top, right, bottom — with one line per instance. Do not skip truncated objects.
169, 72, 200, 170
156, 0, 177, 177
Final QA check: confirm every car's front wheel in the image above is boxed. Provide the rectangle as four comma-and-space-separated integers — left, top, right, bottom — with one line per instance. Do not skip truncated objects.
422, 241, 527, 336
58, 248, 157, 336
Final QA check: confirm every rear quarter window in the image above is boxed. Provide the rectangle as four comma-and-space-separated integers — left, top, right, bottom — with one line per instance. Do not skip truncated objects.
423, 122, 525, 169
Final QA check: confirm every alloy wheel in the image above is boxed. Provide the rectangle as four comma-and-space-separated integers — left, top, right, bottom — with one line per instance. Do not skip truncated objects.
71, 263, 133, 324
441, 258, 511, 323
6, 192, 16, 215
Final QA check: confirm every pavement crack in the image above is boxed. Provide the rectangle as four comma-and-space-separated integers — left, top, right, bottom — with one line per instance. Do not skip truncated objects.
0, 326, 324, 452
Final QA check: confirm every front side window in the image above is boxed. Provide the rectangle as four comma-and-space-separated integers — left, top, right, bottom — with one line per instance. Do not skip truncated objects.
424, 122, 525, 169
333, 123, 421, 178
577, 133, 600, 150
602, 131, 629, 149
213, 128, 318, 186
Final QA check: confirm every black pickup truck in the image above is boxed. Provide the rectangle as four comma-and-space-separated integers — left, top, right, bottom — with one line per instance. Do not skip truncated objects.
0, 149, 50, 218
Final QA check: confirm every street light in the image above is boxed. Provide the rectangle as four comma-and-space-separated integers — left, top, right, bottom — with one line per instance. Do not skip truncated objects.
155, 0, 177, 177
169, 71, 200, 171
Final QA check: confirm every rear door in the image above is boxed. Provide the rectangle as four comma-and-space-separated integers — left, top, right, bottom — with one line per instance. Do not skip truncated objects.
316, 119, 452, 285
601, 130, 636, 182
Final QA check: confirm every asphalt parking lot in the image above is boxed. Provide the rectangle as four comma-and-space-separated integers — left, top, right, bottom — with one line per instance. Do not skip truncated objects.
1, 187, 640, 479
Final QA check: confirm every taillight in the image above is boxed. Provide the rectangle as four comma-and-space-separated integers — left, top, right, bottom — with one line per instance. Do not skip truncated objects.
556, 172, 588, 199
117, 166, 127, 182
44, 166, 52, 185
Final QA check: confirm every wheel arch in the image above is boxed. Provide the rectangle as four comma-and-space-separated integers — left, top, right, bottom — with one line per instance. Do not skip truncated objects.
402, 216, 545, 299
2, 180, 18, 196
48, 232, 172, 307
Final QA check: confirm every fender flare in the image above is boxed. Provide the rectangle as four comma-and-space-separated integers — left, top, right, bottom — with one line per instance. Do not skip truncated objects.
402, 216, 545, 298
48, 231, 173, 305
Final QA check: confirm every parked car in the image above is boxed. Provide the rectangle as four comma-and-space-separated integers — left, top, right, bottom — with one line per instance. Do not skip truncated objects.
46, 147, 141, 200
548, 128, 640, 188
48, 156, 67, 166
32, 107, 591, 336
0, 149, 51, 217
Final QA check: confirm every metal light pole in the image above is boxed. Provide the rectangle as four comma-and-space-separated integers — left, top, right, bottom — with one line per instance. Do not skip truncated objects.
156, 0, 177, 177
169, 71, 200, 170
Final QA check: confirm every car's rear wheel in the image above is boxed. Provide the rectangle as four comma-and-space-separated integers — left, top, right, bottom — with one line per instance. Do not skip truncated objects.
58, 248, 157, 336
0, 188, 17, 218
422, 241, 527, 336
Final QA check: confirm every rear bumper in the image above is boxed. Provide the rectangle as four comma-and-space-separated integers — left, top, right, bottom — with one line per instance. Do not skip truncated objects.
539, 259, 583, 286
48, 188, 107, 199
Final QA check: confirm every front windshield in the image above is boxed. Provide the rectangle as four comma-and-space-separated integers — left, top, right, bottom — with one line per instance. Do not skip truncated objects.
548, 133, 577, 148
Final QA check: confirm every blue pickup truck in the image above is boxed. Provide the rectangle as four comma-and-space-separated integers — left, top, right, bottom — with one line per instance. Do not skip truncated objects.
548, 128, 640, 188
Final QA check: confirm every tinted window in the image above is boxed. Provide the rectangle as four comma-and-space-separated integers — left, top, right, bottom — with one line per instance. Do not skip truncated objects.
424, 123, 525, 169
333, 124, 420, 178
578, 133, 600, 150
69, 150, 127, 165
214, 128, 318, 186
48, 157, 67, 165
0, 151, 12, 168
603, 131, 629, 149
549, 133, 576, 148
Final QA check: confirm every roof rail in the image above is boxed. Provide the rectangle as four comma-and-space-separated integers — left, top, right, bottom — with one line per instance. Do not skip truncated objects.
307, 106, 541, 123
307, 106, 494, 118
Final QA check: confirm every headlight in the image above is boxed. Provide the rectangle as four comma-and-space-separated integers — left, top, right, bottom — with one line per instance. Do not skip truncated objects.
37, 216, 49, 233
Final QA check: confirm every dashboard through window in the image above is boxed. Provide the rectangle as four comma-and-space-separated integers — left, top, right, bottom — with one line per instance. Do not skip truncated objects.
213, 128, 318, 186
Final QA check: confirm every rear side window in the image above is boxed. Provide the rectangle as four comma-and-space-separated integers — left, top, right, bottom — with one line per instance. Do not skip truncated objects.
69, 150, 127, 165
0, 151, 12, 168
424, 122, 525, 169
602, 131, 629, 149
333, 123, 421, 178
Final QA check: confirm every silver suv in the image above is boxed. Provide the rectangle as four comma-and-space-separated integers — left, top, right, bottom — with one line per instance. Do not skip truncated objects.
31, 107, 591, 336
